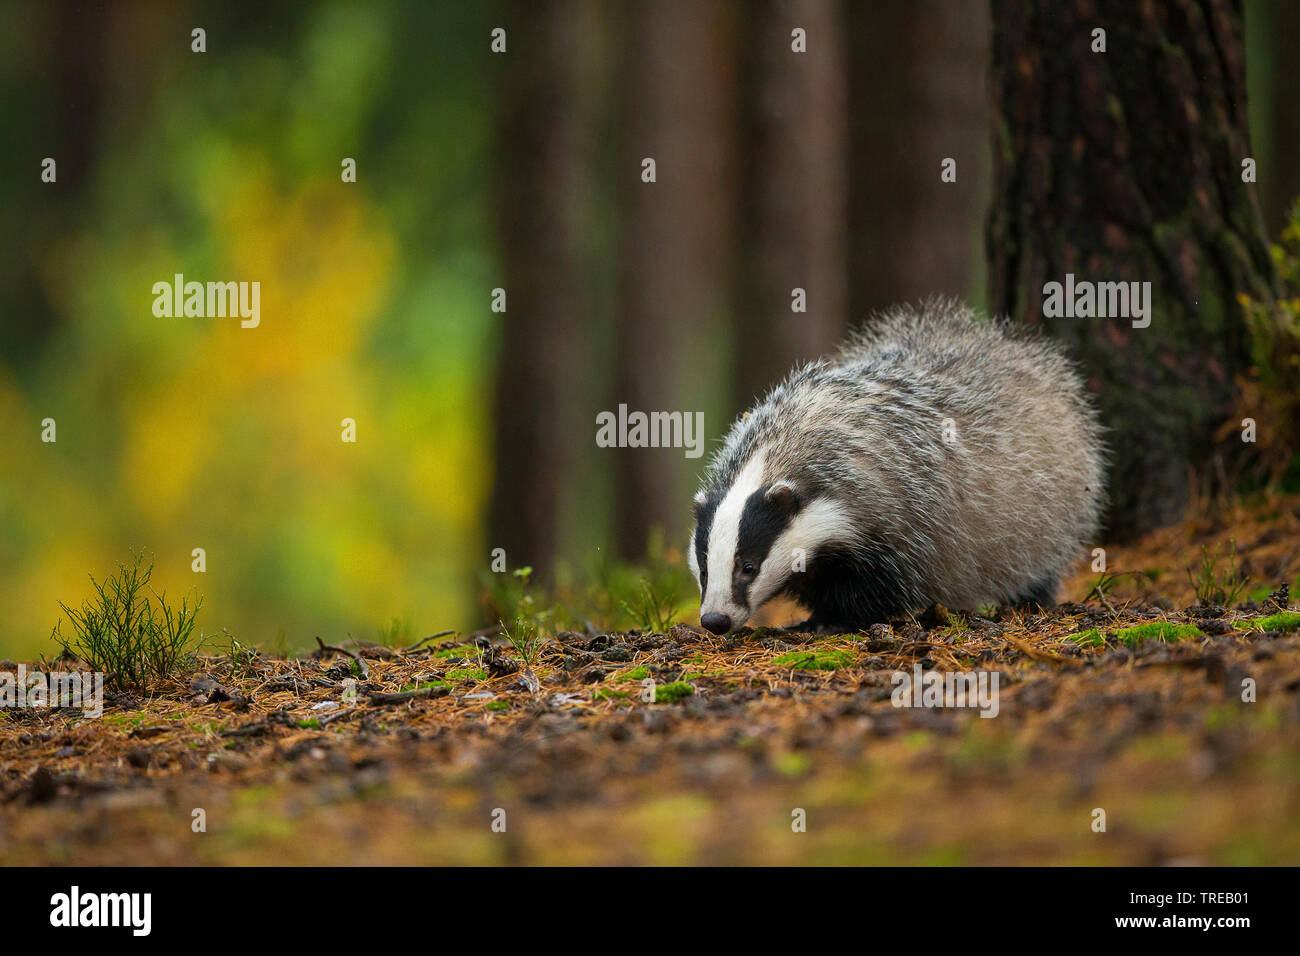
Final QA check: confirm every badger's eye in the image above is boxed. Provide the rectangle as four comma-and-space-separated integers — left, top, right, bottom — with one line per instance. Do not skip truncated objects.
740, 561, 756, 577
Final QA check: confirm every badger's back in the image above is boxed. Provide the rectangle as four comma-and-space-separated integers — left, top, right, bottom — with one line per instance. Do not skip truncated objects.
702, 299, 1105, 616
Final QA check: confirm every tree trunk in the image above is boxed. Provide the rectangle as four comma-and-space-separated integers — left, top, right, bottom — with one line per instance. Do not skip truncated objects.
1246, 0, 1300, 235
988, 0, 1276, 539
734, 0, 848, 408
489, 0, 593, 575
613, 0, 739, 560
846, 0, 991, 319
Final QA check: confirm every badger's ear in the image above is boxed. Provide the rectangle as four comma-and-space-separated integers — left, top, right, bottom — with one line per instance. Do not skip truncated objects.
693, 489, 708, 519
766, 480, 800, 515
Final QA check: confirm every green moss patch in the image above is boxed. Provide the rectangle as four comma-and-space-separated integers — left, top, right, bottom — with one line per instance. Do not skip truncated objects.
651, 682, 694, 704
1071, 628, 1105, 647
1114, 622, 1202, 646
617, 666, 649, 682
1247, 611, 1300, 632
447, 667, 488, 682
774, 752, 811, 777
400, 680, 449, 692
772, 648, 854, 671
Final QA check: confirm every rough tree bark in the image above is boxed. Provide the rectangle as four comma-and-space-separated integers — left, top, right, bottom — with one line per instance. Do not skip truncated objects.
988, 0, 1276, 540
488, 1, 593, 575
734, 0, 848, 408
613, 0, 738, 560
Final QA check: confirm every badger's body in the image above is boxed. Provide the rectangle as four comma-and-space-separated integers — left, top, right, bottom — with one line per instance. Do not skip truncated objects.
689, 300, 1105, 634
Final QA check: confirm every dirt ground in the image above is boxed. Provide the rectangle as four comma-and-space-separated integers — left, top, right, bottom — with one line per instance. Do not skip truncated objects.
4, 497, 1300, 865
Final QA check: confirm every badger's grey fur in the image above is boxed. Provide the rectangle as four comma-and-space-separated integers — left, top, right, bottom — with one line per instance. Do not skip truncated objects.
689, 299, 1105, 635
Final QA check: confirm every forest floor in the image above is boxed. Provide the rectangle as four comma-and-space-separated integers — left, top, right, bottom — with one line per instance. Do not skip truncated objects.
4, 496, 1300, 865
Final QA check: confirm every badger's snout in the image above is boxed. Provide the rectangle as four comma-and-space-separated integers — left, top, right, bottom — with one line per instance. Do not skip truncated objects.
700, 611, 733, 634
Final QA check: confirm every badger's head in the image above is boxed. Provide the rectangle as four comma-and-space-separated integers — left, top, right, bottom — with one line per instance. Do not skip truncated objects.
688, 455, 844, 634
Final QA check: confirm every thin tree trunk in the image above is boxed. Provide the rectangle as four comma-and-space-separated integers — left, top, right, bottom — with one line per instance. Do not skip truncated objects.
613, 0, 739, 560
489, 1, 592, 575
1247, 0, 1300, 234
846, 0, 991, 318
734, 0, 848, 407
988, 0, 1277, 539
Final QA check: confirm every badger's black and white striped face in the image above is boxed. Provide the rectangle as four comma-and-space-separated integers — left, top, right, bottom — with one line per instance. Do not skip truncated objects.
688, 455, 848, 634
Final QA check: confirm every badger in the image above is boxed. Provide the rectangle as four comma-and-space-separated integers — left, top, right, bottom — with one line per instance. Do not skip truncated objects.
688, 299, 1105, 635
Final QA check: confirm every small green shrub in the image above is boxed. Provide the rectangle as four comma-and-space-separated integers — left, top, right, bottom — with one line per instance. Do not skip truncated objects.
1186, 541, 1249, 607
619, 578, 680, 634
502, 609, 545, 668
584, 528, 697, 632
476, 528, 698, 635
489, 566, 552, 667
51, 550, 203, 690
225, 634, 262, 679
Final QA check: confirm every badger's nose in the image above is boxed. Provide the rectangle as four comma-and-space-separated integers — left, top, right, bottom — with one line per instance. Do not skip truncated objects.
700, 612, 732, 635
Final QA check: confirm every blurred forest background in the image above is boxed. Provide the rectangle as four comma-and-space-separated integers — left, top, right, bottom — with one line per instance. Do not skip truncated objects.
1, 0, 1298, 659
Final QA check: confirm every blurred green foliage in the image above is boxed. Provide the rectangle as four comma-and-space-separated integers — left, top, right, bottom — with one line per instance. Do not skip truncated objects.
481, 528, 698, 637
1236, 198, 1300, 490
0, 2, 497, 657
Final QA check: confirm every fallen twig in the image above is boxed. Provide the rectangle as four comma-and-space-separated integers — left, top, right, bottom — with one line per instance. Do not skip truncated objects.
315, 637, 370, 679
402, 630, 457, 654
318, 707, 358, 726
1002, 634, 1070, 664
222, 720, 270, 738
367, 685, 451, 706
